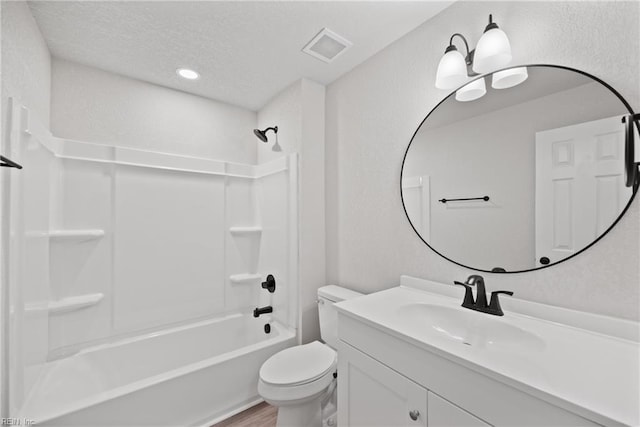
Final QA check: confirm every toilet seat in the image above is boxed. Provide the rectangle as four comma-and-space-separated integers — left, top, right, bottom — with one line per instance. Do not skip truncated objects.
258, 341, 337, 406
260, 341, 336, 387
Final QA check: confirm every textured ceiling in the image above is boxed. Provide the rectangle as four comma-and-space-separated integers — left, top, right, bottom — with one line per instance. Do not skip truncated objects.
29, 1, 453, 111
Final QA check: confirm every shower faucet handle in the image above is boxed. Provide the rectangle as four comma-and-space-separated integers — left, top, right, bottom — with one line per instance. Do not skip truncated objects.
261, 274, 276, 293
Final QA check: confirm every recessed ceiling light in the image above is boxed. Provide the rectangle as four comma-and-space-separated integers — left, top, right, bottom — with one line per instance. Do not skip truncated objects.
176, 68, 199, 80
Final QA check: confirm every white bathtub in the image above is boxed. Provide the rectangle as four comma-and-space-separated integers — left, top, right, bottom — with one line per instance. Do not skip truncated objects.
19, 313, 296, 426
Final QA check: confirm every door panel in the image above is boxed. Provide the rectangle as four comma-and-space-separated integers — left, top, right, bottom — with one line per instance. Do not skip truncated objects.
338, 342, 427, 427
535, 116, 630, 266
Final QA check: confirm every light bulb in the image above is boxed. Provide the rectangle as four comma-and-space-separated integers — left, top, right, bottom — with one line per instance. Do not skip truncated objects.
456, 77, 486, 102
435, 47, 468, 90
492, 67, 528, 89
473, 27, 512, 74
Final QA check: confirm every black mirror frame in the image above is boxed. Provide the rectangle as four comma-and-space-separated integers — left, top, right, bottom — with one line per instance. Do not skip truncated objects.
401, 64, 640, 274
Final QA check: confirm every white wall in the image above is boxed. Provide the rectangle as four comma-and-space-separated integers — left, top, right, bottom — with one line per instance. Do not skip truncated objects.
1, 1, 51, 128
51, 59, 257, 164
0, 0, 52, 417
258, 78, 326, 343
326, 1, 640, 320
258, 82, 301, 164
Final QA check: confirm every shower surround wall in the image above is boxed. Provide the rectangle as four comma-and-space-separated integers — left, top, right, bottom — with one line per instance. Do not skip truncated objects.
45, 57, 272, 350
326, 1, 640, 320
50, 59, 305, 339
4, 102, 298, 423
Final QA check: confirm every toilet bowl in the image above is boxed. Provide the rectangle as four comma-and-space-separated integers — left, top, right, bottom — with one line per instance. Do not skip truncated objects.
258, 285, 362, 427
258, 341, 336, 426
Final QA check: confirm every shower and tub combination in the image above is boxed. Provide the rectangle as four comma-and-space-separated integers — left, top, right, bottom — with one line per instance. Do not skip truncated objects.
0, 102, 299, 426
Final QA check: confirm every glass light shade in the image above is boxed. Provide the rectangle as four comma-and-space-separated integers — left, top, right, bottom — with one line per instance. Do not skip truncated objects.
492, 67, 528, 89
435, 49, 468, 90
176, 68, 200, 80
472, 28, 512, 74
455, 77, 486, 102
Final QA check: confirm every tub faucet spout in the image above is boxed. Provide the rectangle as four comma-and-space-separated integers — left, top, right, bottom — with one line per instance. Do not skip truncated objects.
253, 306, 273, 318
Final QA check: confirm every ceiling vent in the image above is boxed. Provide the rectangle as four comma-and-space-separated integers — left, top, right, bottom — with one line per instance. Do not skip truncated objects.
302, 28, 352, 63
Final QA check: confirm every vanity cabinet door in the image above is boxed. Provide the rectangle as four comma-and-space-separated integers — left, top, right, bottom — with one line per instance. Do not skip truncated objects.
338, 342, 428, 427
427, 391, 490, 427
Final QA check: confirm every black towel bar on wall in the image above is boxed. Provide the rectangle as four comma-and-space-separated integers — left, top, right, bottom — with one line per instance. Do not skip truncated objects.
439, 196, 490, 204
0, 155, 23, 169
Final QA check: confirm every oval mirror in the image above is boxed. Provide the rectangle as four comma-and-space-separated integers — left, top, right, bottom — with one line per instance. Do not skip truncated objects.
401, 65, 638, 273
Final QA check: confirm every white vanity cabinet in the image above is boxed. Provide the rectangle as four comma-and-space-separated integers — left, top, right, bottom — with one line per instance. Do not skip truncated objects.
338, 342, 489, 427
337, 315, 600, 427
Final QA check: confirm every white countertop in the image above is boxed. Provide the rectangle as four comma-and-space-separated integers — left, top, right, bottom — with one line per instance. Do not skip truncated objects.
335, 277, 640, 427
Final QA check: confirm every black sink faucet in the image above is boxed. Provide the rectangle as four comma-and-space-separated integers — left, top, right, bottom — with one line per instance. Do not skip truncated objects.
253, 306, 273, 318
454, 275, 513, 316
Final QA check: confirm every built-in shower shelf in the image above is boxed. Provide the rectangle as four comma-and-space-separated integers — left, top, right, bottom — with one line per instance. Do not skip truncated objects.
49, 229, 105, 242
25, 293, 104, 315
49, 293, 104, 315
229, 226, 262, 235
229, 273, 262, 284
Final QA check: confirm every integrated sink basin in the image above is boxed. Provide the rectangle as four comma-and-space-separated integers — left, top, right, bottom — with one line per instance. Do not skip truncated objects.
399, 303, 546, 351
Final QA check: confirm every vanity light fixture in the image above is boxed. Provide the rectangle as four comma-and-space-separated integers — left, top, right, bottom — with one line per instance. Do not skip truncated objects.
435, 14, 522, 101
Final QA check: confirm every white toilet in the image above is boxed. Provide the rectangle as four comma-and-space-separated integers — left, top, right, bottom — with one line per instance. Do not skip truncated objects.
258, 285, 362, 427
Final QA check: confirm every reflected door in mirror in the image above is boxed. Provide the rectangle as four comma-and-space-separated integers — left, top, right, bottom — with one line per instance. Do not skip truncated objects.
535, 116, 631, 266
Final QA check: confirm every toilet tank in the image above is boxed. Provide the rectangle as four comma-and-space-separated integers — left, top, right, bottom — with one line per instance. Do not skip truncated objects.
317, 285, 363, 350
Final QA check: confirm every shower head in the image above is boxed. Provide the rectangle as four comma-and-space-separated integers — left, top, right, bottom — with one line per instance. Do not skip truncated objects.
253, 129, 268, 142
253, 126, 278, 143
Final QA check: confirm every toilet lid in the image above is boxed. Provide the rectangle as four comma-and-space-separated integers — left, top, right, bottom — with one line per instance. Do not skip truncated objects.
260, 341, 336, 386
